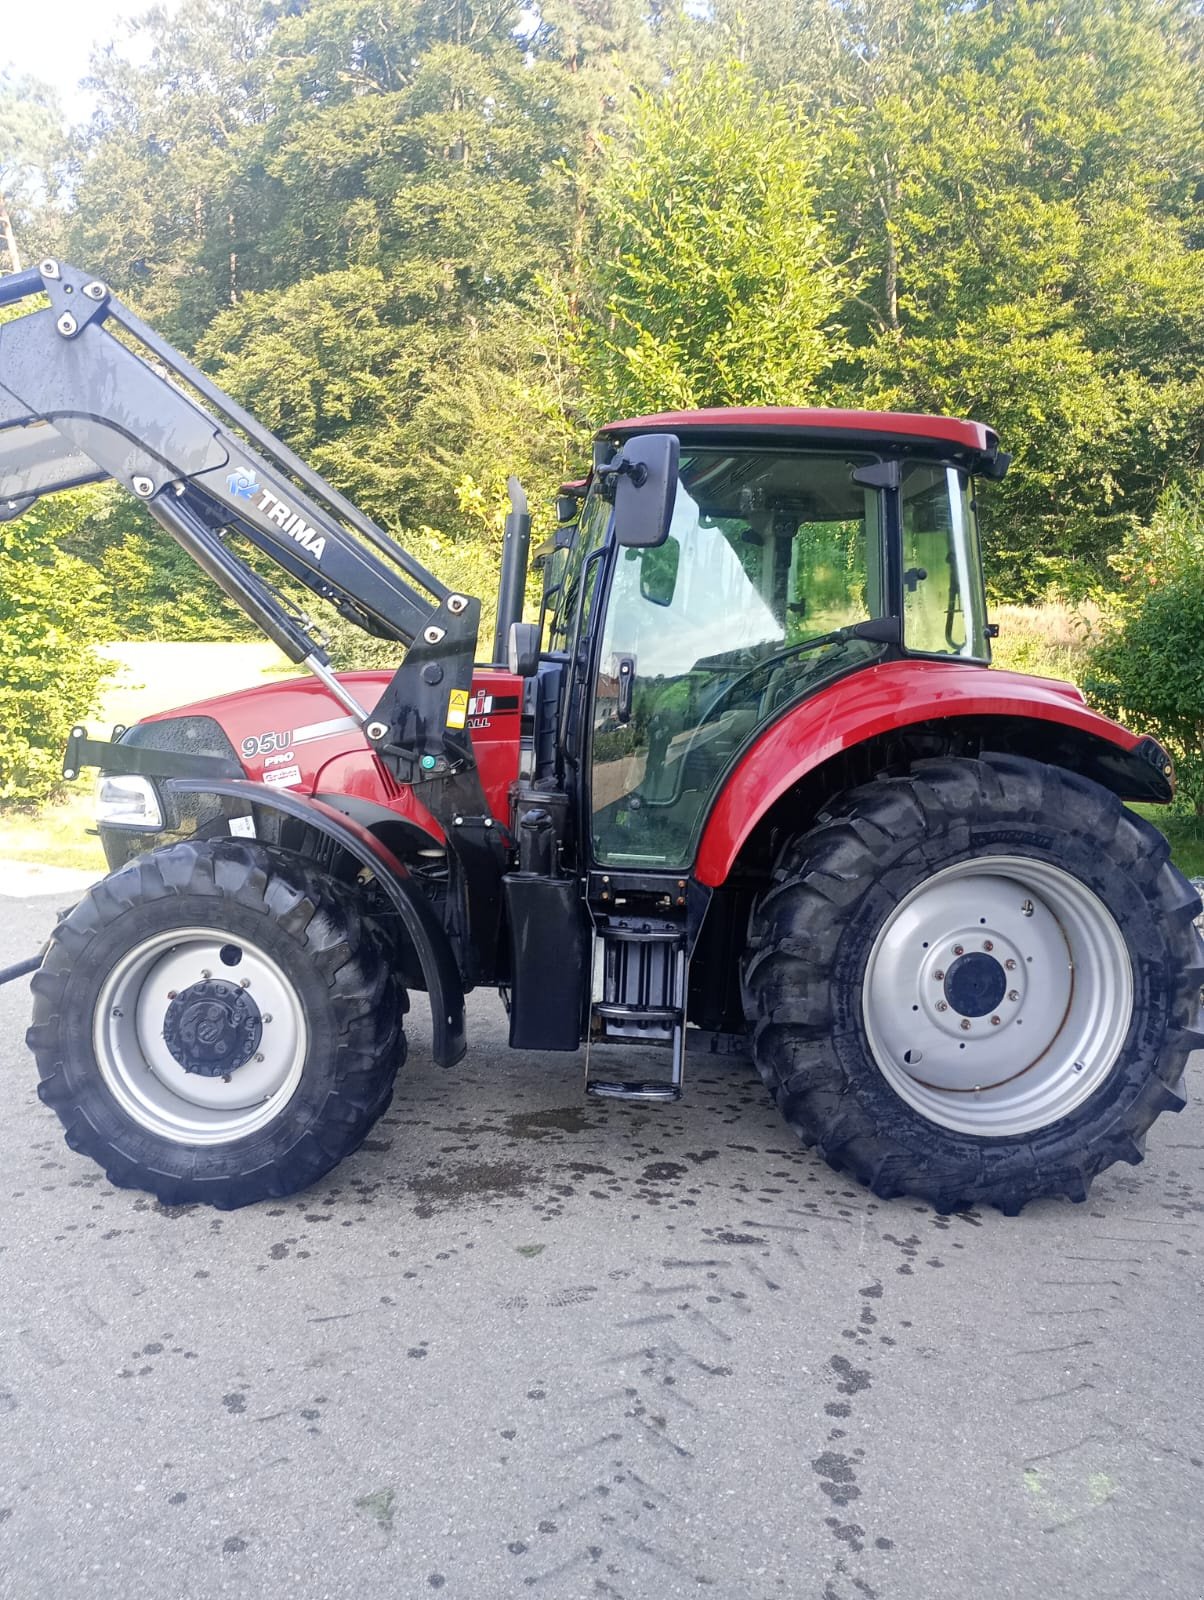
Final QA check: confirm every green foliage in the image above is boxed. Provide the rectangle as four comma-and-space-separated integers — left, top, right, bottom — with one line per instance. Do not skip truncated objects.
583, 60, 848, 415
1084, 480, 1204, 814
0, 495, 110, 808
693, 0, 1204, 596
47, 482, 252, 641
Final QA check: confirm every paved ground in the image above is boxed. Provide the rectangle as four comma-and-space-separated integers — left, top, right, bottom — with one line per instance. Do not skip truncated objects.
1, 890, 1202, 1600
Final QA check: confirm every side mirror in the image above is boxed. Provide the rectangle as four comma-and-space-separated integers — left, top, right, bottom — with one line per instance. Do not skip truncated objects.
507, 620, 540, 677
610, 433, 679, 549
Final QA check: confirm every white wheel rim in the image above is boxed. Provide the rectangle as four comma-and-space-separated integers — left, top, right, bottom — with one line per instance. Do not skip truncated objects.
94, 927, 308, 1146
862, 856, 1133, 1137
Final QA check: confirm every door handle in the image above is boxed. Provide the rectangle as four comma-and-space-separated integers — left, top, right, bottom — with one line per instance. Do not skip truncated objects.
616, 655, 635, 724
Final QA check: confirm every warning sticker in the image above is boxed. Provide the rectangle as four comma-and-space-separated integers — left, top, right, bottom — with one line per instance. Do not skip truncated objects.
446, 689, 469, 730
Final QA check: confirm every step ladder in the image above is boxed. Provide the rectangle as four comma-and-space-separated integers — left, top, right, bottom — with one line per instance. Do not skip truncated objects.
585, 917, 686, 1103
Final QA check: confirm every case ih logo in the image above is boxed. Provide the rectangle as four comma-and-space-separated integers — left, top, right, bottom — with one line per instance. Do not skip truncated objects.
227, 472, 326, 562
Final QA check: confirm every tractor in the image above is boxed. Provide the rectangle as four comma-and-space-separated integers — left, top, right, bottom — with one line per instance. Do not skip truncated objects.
1, 259, 1199, 1213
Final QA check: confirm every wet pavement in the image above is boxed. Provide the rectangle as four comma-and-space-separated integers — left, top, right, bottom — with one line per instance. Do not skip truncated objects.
2, 891, 1202, 1600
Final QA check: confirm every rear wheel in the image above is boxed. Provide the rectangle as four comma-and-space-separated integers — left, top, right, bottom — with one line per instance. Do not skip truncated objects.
742, 754, 1204, 1213
28, 838, 405, 1208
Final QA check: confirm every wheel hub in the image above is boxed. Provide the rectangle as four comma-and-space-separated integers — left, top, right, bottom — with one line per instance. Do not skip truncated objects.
942, 951, 1007, 1018
163, 979, 262, 1077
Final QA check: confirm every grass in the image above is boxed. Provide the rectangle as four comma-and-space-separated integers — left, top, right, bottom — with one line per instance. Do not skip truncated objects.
0, 641, 288, 874
989, 601, 1098, 685
0, 786, 105, 873
2, 625, 1202, 882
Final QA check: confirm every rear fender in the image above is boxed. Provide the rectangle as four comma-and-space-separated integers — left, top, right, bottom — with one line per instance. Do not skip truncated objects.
694, 661, 1175, 888
168, 778, 466, 1066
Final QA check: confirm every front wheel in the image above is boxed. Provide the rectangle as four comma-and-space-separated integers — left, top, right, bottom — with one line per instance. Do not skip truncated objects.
742, 755, 1204, 1213
28, 839, 405, 1208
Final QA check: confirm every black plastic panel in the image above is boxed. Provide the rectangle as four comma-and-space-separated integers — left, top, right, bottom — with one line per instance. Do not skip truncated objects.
503, 874, 586, 1051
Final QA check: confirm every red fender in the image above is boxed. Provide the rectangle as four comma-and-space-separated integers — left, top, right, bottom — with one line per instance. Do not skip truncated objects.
694, 660, 1168, 887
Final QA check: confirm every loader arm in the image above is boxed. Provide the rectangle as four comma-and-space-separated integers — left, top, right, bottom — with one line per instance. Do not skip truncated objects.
0, 259, 480, 786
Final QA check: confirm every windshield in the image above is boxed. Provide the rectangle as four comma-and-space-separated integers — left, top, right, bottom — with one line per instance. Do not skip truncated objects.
590, 447, 888, 868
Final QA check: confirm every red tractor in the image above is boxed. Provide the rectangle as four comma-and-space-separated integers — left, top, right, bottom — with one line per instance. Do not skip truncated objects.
1, 259, 1200, 1213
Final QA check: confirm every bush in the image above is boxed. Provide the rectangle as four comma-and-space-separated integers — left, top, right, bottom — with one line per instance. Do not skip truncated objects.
0, 494, 111, 808
1084, 480, 1204, 816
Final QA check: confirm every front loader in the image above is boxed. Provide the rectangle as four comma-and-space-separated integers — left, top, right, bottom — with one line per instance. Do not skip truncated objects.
1, 258, 1200, 1214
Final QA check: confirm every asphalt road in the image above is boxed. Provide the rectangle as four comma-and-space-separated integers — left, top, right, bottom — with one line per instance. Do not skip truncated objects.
2, 888, 1202, 1600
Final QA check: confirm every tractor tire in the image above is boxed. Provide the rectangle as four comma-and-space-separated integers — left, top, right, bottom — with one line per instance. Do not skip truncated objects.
742, 754, 1204, 1213
27, 838, 405, 1209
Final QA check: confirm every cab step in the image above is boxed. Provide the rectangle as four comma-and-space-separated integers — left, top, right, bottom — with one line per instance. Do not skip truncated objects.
586, 917, 686, 1103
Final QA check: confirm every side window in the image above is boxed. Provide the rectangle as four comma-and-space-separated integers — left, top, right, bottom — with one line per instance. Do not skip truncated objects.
901, 466, 985, 657
545, 487, 610, 653
539, 546, 570, 653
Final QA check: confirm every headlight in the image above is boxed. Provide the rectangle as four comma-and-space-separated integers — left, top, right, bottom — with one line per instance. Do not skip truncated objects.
95, 774, 164, 830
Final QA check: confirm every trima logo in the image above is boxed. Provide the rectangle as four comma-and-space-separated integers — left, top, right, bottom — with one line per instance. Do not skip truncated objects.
227, 472, 327, 562
227, 469, 261, 500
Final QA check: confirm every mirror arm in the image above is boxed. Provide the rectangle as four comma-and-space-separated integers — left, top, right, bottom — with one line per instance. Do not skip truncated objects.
594, 457, 649, 500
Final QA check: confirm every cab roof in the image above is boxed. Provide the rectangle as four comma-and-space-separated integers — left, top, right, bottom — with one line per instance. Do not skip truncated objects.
597, 406, 1008, 477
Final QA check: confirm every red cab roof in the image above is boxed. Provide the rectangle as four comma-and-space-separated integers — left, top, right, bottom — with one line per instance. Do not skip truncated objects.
598, 406, 1002, 465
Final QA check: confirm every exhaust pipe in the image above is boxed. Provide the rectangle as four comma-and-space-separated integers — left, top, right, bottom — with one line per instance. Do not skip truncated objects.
492, 476, 531, 666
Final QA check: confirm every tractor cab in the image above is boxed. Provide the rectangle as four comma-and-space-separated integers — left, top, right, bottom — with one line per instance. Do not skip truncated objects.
538, 409, 1003, 873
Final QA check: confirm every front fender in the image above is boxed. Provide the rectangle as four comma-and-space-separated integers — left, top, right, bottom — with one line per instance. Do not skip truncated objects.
168, 778, 466, 1067
694, 660, 1174, 888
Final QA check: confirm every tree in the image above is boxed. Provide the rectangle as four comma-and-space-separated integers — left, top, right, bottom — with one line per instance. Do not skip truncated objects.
65, 0, 279, 342
0, 70, 64, 270
582, 59, 849, 417
687, 0, 1204, 595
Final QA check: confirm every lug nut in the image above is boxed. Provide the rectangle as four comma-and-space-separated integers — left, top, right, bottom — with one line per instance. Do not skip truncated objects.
933, 969, 945, 981
990, 1015, 1001, 1026
255, 1053, 265, 1063
936, 1001, 949, 1012
953, 945, 964, 956
1004, 958, 1017, 971
959, 1018, 971, 1031
240, 978, 251, 989
167, 990, 177, 999
983, 940, 994, 952
262, 1013, 272, 1024
1008, 990, 1019, 1002
201, 968, 211, 979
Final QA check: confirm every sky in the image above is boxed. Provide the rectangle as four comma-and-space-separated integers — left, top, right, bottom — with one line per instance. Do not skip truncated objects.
3, 0, 169, 122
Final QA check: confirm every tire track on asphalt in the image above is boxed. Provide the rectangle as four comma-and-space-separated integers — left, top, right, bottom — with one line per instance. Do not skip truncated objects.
1002, 1154, 1204, 1544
